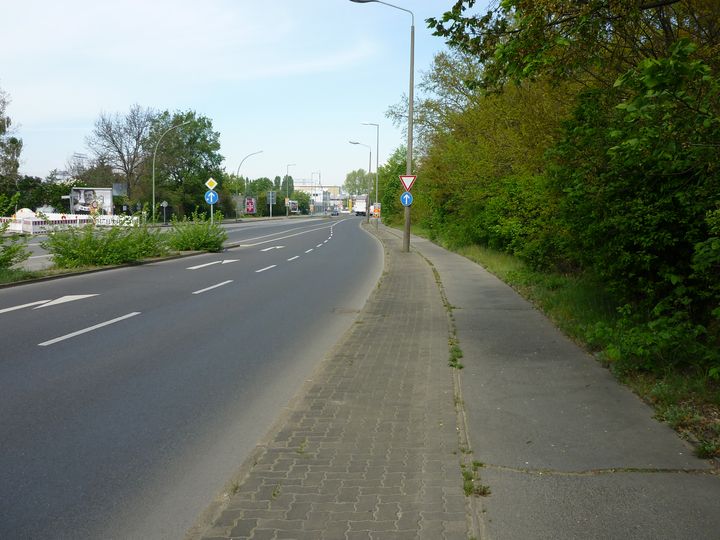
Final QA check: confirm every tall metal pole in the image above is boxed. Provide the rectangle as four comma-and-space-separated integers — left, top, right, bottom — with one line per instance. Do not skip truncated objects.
349, 141, 372, 223
285, 163, 295, 217
404, 13, 414, 252
362, 122, 380, 227
235, 150, 263, 218
349, 0, 413, 251
152, 119, 191, 222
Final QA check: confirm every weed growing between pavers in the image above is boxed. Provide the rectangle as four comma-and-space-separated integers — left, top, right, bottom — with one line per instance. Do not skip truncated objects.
461, 463, 491, 497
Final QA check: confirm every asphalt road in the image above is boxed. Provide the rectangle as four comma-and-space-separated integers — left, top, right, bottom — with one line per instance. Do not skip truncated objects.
0, 217, 383, 539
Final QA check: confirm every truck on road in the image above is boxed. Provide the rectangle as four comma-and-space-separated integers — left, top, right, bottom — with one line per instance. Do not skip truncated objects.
354, 198, 367, 216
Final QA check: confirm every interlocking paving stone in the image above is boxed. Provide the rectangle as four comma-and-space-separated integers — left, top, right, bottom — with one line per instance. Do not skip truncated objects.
198, 227, 470, 539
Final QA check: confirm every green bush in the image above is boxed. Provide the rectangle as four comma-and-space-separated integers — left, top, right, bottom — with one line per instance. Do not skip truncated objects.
42, 223, 166, 268
166, 211, 227, 252
0, 193, 30, 269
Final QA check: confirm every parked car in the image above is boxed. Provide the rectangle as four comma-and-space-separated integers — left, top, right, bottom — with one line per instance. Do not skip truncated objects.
331, 209, 339, 216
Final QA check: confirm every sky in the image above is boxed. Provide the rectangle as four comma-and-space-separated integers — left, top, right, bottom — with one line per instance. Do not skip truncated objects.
1, 0, 473, 189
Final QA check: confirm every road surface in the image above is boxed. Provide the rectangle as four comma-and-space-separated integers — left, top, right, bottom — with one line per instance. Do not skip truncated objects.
0, 217, 382, 539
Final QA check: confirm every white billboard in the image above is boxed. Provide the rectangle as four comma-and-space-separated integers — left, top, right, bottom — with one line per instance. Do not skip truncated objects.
71, 187, 113, 215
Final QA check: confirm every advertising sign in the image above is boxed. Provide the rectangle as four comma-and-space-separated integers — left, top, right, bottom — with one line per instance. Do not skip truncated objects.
245, 197, 257, 214
71, 187, 113, 215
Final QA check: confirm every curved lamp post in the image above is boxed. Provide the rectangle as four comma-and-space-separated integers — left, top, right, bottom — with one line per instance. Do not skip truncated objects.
235, 150, 263, 218
361, 122, 379, 226
285, 163, 296, 217
350, 0, 414, 251
349, 140, 372, 224
152, 119, 192, 222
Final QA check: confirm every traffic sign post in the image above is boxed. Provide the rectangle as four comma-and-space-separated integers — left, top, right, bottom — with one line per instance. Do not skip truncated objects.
399, 175, 417, 252
205, 189, 218, 224
399, 175, 416, 192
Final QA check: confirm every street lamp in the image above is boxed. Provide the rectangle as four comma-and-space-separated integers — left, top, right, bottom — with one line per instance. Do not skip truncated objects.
349, 140, 372, 224
350, 0, 414, 251
235, 150, 263, 218
361, 122, 379, 226
152, 119, 192, 222
286, 163, 296, 217
311, 171, 321, 215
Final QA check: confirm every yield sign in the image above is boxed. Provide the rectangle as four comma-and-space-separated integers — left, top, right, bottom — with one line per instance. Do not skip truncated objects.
399, 175, 416, 191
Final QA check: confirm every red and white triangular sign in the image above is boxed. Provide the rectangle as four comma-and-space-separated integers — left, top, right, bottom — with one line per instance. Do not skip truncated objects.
399, 175, 417, 191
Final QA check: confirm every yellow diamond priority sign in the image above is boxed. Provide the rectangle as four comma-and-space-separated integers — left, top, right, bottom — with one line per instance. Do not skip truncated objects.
205, 178, 218, 190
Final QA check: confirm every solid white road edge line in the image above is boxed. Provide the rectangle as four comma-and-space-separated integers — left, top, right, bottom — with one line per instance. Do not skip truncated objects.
192, 280, 234, 294
38, 312, 141, 347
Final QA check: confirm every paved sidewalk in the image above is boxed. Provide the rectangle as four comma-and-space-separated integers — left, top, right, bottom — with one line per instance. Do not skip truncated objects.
408, 231, 720, 539
194, 226, 471, 539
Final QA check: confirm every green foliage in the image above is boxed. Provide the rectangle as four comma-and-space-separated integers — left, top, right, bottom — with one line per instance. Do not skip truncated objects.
149, 110, 227, 217
548, 40, 720, 373
343, 168, 373, 196
166, 210, 228, 252
42, 222, 166, 268
0, 193, 30, 269
379, 147, 407, 226
428, 1, 720, 90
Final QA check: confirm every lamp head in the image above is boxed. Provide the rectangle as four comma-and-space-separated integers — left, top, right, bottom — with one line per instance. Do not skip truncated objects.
349, 0, 377, 3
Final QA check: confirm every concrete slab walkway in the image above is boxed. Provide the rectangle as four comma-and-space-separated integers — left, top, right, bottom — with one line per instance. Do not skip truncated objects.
408, 231, 720, 540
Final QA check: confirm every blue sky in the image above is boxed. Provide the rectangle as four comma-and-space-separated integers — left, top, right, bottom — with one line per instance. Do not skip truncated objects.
1, 1, 478, 188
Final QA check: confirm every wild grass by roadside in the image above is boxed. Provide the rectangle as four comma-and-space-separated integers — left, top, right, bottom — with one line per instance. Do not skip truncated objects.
403, 225, 720, 460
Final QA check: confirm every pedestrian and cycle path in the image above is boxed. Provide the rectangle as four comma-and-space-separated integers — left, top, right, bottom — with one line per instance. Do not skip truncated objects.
194, 225, 469, 539
408, 230, 720, 539
194, 223, 719, 540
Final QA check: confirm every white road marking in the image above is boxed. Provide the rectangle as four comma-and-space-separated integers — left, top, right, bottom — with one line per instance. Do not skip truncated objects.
287, 256, 299, 261
192, 280, 233, 294
187, 261, 221, 270
261, 246, 285, 252
38, 312, 141, 347
305, 249, 313, 253
0, 300, 51, 314
316, 244, 323, 248
188, 260, 239, 270
255, 265, 277, 273
34, 294, 99, 309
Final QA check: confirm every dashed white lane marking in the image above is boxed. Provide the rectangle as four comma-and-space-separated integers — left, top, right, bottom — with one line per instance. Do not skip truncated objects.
316, 244, 323, 248
192, 280, 233, 295
255, 265, 277, 273
39, 312, 141, 347
305, 249, 313, 253
287, 256, 300, 261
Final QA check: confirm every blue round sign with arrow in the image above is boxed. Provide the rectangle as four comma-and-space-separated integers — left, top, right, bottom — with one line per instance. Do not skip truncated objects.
205, 190, 219, 205
400, 191, 413, 207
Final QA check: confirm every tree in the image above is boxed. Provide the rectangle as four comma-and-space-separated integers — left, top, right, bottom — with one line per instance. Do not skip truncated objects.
428, 0, 720, 90
148, 110, 225, 217
0, 88, 23, 199
86, 104, 155, 198
343, 169, 372, 196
